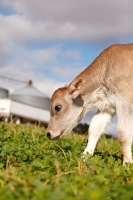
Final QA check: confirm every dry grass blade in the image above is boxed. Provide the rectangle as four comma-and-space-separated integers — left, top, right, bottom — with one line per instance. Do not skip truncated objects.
44, 170, 76, 185
33, 141, 48, 159
0, 172, 29, 187
54, 143, 67, 162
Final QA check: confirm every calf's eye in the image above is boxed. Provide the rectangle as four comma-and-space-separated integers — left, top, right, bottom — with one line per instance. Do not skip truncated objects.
55, 105, 62, 112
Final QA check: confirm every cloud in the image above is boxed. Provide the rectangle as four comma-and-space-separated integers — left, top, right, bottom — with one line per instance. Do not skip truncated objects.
0, 0, 132, 91
63, 50, 82, 60
0, 42, 75, 96
32, 47, 61, 65
52, 65, 84, 81
35, 78, 64, 97
0, 0, 132, 43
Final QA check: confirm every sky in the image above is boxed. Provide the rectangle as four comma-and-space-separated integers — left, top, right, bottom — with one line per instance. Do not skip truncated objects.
0, 0, 133, 136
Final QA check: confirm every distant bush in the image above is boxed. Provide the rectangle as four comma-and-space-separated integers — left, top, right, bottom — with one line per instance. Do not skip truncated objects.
73, 123, 89, 134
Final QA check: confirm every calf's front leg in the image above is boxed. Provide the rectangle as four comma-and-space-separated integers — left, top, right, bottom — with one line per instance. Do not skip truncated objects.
83, 110, 113, 155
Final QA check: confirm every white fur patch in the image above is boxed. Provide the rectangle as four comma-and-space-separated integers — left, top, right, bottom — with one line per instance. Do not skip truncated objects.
83, 111, 112, 155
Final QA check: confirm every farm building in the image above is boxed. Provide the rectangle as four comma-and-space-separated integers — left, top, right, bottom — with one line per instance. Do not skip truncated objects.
0, 87, 9, 99
0, 81, 50, 125
0, 87, 11, 120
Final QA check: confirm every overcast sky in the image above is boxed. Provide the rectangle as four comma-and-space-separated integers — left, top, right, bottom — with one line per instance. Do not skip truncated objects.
0, 0, 133, 136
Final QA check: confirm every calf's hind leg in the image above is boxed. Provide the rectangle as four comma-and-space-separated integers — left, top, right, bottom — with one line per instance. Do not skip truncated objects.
117, 112, 133, 164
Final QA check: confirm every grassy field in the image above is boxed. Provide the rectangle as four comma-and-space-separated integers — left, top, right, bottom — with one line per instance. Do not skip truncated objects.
0, 122, 133, 200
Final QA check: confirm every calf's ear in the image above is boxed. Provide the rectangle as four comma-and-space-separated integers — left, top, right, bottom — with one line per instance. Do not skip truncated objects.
68, 79, 83, 99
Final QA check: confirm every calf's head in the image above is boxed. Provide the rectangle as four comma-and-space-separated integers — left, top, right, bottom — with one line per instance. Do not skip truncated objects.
47, 79, 85, 140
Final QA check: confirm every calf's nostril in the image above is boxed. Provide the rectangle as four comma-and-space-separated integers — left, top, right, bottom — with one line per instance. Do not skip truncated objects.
47, 132, 51, 139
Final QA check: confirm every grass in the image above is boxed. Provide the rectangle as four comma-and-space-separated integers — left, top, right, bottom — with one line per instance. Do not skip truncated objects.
0, 122, 133, 200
